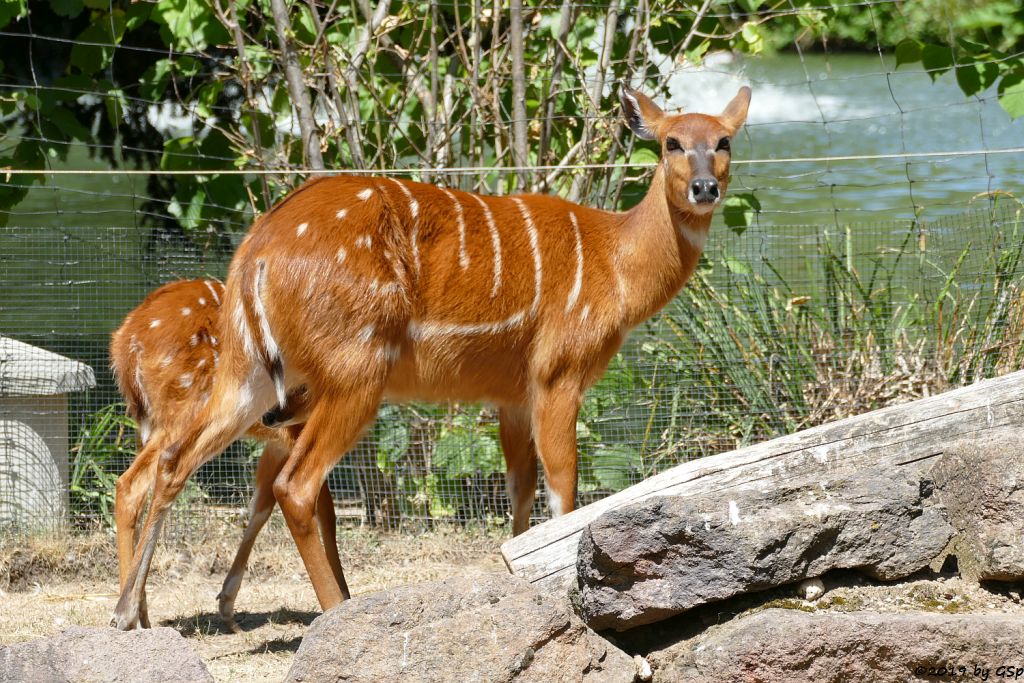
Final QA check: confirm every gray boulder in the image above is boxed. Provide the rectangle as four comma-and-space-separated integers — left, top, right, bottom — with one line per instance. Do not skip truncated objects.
0, 626, 213, 683
932, 427, 1024, 581
576, 472, 953, 630
649, 609, 1024, 682
286, 572, 637, 683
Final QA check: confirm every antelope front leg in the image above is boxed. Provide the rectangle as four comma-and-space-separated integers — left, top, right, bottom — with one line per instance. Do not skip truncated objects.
531, 379, 582, 519
499, 406, 538, 536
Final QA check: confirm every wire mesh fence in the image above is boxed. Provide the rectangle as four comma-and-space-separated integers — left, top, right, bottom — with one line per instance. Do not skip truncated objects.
1, 0, 1023, 536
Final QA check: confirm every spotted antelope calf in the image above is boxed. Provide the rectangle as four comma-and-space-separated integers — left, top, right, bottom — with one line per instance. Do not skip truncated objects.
110, 279, 348, 631
112, 84, 751, 629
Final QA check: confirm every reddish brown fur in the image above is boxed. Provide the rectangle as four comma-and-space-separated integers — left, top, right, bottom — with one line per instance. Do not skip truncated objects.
112, 85, 751, 629
109, 279, 347, 631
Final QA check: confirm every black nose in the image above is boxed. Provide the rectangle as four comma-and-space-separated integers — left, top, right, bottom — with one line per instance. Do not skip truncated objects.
691, 178, 719, 204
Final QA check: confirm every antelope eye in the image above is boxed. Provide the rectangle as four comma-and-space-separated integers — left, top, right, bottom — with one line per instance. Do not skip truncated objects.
665, 137, 682, 152
716, 137, 731, 152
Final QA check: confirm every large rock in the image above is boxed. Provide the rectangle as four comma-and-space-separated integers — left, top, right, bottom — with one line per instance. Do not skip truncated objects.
932, 427, 1024, 581
286, 572, 637, 683
576, 472, 953, 630
649, 609, 1024, 682
0, 626, 213, 683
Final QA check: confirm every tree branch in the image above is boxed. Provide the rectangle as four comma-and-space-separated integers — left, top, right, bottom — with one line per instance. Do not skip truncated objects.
268, 0, 325, 171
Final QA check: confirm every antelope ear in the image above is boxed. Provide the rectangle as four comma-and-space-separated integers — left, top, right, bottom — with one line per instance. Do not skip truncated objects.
720, 86, 751, 132
619, 84, 663, 141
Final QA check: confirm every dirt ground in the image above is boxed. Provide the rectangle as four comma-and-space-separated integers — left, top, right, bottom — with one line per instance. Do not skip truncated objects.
0, 522, 506, 681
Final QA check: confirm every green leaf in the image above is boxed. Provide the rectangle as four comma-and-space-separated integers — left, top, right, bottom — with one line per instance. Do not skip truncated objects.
590, 445, 636, 491
998, 70, 1024, 120
955, 63, 982, 96
152, 0, 230, 52
921, 44, 954, 81
723, 192, 761, 234
0, 0, 27, 26
740, 22, 765, 55
894, 39, 922, 68
629, 146, 659, 166
723, 256, 753, 276
51, 0, 84, 18
69, 10, 127, 74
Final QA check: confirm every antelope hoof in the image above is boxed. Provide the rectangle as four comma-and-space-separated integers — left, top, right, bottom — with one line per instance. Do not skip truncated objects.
110, 607, 140, 631
217, 592, 243, 633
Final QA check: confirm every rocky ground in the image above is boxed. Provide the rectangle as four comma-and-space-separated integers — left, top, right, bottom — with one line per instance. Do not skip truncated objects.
4, 428, 1024, 681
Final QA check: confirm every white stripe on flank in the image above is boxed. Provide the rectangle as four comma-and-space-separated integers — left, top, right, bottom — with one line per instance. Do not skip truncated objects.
512, 198, 543, 316
566, 211, 584, 312
234, 291, 258, 360
471, 194, 502, 298
389, 179, 420, 273
296, 222, 309, 237
441, 188, 469, 270
680, 226, 708, 251
204, 280, 222, 305
357, 188, 373, 201
252, 261, 287, 408
408, 311, 525, 341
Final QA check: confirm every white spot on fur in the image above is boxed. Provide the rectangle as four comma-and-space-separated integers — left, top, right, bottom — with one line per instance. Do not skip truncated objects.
296, 222, 309, 237
546, 483, 565, 518
337, 246, 347, 263
470, 194, 502, 298
233, 299, 258, 360
336, 208, 348, 221
357, 188, 373, 201
355, 234, 372, 249
358, 324, 375, 343
181, 307, 191, 317
680, 226, 708, 251
198, 297, 206, 306
159, 355, 173, 368
149, 319, 161, 329
139, 418, 152, 445
179, 373, 193, 389
389, 179, 420, 273
196, 358, 207, 369
189, 334, 199, 348
580, 304, 591, 322
566, 211, 584, 312
512, 198, 542, 316
204, 280, 222, 305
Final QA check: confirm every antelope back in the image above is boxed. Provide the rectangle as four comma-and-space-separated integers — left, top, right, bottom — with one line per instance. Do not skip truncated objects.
110, 279, 225, 441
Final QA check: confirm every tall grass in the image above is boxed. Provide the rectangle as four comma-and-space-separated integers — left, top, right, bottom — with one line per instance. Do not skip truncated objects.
611, 200, 1024, 479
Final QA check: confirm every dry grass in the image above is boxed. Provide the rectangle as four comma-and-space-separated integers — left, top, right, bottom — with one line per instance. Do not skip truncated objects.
0, 521, 506, 681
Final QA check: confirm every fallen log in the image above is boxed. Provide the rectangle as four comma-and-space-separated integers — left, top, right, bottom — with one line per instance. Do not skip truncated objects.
501, 370, 1024, 589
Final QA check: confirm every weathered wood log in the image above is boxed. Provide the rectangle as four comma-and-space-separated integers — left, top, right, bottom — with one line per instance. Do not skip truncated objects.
501, 370, 1024, 589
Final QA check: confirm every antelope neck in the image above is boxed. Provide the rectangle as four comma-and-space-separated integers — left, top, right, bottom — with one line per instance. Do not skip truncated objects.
608, 166, 711, 327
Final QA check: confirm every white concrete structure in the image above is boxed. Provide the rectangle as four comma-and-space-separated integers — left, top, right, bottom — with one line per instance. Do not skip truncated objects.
0, 336, 95, 531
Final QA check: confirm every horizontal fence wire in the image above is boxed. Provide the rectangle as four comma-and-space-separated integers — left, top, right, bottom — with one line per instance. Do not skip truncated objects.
1, 0, 1024, 538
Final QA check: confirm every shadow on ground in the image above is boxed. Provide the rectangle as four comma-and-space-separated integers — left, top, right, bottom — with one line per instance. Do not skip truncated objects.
160, 608, 319, 637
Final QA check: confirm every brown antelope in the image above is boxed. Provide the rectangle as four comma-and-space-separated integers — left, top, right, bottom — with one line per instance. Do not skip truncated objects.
110, 278, 348, 631
112, 84, 750, 629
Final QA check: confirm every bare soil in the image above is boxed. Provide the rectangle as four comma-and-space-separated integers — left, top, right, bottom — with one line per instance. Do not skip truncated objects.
0, 522, 505, 682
